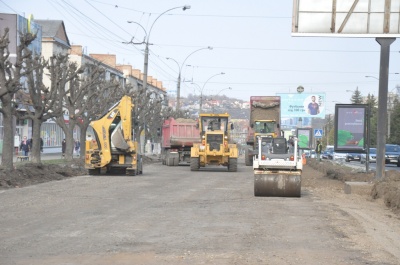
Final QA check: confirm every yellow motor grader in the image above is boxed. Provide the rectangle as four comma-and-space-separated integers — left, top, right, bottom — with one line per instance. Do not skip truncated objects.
190, 113, 238, 171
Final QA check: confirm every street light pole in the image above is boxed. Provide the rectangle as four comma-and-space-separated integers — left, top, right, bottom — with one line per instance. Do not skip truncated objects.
142, 5, 191, 92
211, 87, 232, 113
167, 46, 212, 111
199, 72, 225, 112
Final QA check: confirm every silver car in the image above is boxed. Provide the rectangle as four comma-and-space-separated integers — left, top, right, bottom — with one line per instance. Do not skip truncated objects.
360, 148, 376, 164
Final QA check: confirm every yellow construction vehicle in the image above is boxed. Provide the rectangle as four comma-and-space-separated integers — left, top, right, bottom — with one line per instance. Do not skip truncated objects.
85, 95, 142, 176
190, 113, 238, 171
253, 136, 302, 197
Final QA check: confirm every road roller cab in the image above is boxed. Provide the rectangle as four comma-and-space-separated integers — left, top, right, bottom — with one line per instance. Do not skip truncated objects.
190, 113, 238, 171
253, 136, 302, 197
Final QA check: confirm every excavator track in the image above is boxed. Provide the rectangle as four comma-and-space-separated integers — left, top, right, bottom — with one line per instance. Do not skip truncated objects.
254, 170, 301, 197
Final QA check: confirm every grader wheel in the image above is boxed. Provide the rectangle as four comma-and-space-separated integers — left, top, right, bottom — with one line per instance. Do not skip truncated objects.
190, 157, 200, 171
228, 158, 237, 172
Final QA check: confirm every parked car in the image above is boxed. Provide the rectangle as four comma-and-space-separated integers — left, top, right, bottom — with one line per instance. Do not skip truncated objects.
385, 144, 400, 165
360, 148, 376, 164
345, 152, 361, 162
321, 149, 334, 159
333, 151, 347, 160
304, 150, 316, 158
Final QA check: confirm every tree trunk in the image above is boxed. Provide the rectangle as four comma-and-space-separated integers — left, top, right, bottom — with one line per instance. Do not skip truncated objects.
1, 96, 15, 169
30, 118, 42, 163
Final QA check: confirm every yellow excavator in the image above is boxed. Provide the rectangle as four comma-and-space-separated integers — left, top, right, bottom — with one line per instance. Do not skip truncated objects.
253, 136, 302, 197
190, 113, 238, 171
85, 95, 142, 176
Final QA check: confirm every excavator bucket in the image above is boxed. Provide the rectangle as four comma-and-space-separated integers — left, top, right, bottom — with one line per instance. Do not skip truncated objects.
254, 170, 301, 197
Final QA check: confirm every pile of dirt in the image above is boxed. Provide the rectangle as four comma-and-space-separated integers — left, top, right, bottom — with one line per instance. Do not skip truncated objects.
0, 159, 87, 189
307, 159, 400, 214
0, 155, 160, 190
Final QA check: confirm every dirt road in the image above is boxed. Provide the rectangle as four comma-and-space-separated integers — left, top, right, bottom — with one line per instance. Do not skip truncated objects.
0, 159, 399, 264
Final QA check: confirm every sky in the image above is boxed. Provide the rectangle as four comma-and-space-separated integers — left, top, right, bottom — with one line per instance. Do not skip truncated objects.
2, 0, 400, 114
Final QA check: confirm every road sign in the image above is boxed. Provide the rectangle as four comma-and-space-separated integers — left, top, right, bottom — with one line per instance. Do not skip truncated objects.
314, 129, 323, 138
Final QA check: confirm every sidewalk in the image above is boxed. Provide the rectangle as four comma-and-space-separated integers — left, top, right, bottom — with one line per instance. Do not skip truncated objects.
0, 152, 80, 163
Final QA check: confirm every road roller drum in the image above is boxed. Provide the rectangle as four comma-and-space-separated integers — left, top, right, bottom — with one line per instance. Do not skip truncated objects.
254, 171, 301, 197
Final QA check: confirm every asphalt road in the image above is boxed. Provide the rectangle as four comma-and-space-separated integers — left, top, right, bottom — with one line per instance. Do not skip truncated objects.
0, 158, 398, 265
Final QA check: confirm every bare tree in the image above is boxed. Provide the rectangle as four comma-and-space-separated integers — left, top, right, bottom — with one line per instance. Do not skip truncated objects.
54, 62, 124, 161
0, 29, 35, 169
15, 54, 76, 163
76, 65, 124, 157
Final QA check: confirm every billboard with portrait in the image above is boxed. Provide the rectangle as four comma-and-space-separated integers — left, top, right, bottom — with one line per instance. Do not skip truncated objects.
296, 128, 312, 149
277, 93, 325, 118
334, 104, 367, 152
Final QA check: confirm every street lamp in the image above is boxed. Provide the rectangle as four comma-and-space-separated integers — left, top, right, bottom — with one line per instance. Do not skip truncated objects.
199, 72, 225, 112
129, 5, 191, 92
365, 75, 379, 80
166, 46, 213, 110
211, 87, 232, 113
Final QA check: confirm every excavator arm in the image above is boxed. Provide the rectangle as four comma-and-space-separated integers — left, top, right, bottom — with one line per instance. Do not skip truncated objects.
89, 95, 135, 167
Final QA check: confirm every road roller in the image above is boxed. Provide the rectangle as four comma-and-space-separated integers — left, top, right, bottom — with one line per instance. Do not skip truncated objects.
253, 136, 302, 197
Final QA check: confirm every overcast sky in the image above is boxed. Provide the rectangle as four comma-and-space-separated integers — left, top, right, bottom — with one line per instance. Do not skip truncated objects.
2, 0, 400, 114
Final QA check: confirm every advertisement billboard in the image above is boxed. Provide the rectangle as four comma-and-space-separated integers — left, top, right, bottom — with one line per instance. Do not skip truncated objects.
277, 93, 326, 118
334, 104, 367, 152
296, 128, 312, 149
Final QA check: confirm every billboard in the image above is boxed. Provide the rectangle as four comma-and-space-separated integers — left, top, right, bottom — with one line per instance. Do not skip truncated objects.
292, 0, 400, 37
334, 104, 367, 152
277, 93, 326, 118
296, 128, 312, 149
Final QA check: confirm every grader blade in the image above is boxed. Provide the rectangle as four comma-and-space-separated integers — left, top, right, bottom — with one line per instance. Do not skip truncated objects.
254, 171, 301, 197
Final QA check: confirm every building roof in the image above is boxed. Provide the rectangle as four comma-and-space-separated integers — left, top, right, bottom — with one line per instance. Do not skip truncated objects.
35, 19, 70, 48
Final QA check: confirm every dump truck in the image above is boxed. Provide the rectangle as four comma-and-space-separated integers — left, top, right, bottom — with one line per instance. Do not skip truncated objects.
245, 96, 281, 166
85, 95, 143, 176
161, 117, 200, 166
253, 135, 302, 197
190, 113, 238, 171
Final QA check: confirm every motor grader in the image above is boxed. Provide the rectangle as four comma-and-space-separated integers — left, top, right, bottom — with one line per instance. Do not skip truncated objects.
253, 135, 302, 197
85, 95, 142, 176
190, 113, 238, 171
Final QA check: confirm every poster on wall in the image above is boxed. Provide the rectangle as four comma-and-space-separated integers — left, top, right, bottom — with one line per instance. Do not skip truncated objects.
334, 104, 367, 152
296, 128, 312, 149
277, 93, 326, 118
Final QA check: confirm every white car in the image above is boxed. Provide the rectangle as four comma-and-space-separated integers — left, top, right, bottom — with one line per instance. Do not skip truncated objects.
360, 148, 376, 164
333, 152, 347, 160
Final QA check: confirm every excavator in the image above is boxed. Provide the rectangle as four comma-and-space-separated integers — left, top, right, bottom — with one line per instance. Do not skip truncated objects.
85, 95, 143, 176
253, 135, 302, 197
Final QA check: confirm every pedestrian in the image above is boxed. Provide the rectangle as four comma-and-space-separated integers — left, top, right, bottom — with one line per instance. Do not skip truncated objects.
315, 140, 322, 162
62, 139, 66, 158
74, 139, 80, 156
40, 138, 44, 152
19, 136, 30, 156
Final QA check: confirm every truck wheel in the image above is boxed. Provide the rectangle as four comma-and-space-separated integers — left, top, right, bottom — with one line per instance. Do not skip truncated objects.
245, 147, 253, 166
228, 158, 238, 172
167, 157, 174, 166
190, 157, 200, 171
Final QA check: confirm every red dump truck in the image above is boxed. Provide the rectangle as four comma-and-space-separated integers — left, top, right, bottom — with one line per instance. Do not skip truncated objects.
161, 117, 200, 166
